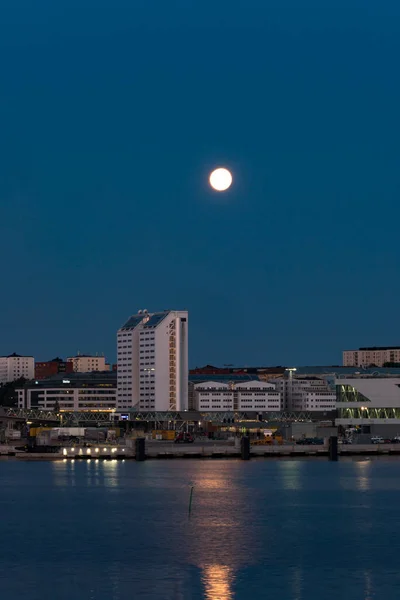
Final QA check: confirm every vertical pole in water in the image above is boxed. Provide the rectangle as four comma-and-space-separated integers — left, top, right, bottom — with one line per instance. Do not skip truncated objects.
329, 436, 338, 461
135, 438, 146, 461
241, 436, 250, 460
188, 486, 194, 517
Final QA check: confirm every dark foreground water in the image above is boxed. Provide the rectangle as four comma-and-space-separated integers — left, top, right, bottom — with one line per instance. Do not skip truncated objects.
1, 458, 400, 600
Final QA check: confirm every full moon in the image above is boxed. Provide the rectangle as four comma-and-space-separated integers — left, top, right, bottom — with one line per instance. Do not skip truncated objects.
209, 167, 233, 192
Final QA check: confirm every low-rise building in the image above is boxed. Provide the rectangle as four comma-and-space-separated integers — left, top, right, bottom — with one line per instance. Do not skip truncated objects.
67, 354, 108, 373
16, 372, 116, 412
194, 380, 281, 412
0, 353, 34, 384
273, 375, 336, 412
343, 346, 400, 367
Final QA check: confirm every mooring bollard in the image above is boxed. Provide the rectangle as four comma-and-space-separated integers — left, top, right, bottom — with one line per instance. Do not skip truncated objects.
329, 436, 338, 461
135, 437, 146, 461
241, 436, 250, 460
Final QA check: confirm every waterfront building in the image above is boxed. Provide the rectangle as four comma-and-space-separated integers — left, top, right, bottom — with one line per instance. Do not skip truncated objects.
117, 309, 188, 411
0, 353, 34, 384
67, 354, 108, 373
16, 372, 116, 412
272, 374, 336, 412
343, 346, 400, 367
35, 357, 73, 380
336, 376, 400, 425
194, 380, 281, 412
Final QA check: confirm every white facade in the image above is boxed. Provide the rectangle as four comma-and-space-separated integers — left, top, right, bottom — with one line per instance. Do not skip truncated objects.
273, 376, 336, 412
336, 377, 400, 424
195, 382, 234, 412
67, 355, 107, 373
194, 380, 281, 412
117, 309, 188, 411
343, 347, 400, 367
0, 354, 34, 384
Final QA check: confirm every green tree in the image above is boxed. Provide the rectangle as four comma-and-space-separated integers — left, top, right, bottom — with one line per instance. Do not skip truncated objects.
0, 377, 28, 407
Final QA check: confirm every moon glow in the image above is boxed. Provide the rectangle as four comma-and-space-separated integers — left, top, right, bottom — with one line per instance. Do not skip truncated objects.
209, 168, 233, 192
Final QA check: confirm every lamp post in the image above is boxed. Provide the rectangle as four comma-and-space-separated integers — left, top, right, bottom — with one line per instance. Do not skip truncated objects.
285, 368, 297, 411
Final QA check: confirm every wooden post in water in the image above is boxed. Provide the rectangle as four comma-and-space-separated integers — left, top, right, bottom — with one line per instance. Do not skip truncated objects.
329, 436, 338, 461
188, 486, 194, 516
241, 436, 250, 460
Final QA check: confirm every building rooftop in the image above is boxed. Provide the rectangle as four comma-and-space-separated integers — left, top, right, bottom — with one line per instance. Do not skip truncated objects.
120, 315, 145, 330
143, 312, 169, 328
295, 366, 400, 375
358, 346, 400, 351
17, 371, 117, 389
67, 354, 104, 358
0, 353, 34, 358
189, 374, 260, 383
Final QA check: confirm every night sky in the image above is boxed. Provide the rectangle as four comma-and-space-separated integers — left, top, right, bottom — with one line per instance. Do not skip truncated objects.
1, 0, 399, 367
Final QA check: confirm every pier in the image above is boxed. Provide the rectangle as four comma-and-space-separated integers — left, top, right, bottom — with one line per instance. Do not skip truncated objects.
3, 440, 400, 460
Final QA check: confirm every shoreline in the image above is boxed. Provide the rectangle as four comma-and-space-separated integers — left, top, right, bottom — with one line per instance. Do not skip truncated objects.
2, 443, 400, 461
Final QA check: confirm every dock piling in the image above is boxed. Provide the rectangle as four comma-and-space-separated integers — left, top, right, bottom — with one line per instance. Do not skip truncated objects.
241, 436, 250, 460
135, 438, 146, 461
329, 436, 338, 461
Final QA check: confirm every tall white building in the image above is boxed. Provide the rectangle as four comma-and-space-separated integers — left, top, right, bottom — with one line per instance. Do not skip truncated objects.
117, 309, 188, 411
67, 354, 108, 373
0, 353, 34, 384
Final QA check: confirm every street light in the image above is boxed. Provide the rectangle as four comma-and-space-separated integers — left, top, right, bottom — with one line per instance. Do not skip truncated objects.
285, 368, 297, 411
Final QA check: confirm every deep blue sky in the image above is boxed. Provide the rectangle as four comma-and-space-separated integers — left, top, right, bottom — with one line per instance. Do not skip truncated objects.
1, 0, 399, 367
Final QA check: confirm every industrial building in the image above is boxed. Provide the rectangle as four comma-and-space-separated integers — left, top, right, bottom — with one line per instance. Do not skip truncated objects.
16, 372, 116, 412
336, 376, 400, 424
117, 309, 188, 412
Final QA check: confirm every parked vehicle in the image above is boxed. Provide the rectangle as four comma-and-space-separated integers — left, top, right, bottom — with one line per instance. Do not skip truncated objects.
296, 437, 324, 446
371, 436, 384, 444
174, 432, 194, 444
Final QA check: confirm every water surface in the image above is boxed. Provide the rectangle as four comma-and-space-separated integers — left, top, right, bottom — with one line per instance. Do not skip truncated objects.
0, 457, 399, 599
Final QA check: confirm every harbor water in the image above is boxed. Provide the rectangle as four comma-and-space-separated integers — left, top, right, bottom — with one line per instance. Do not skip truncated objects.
1, 457, 400, 599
